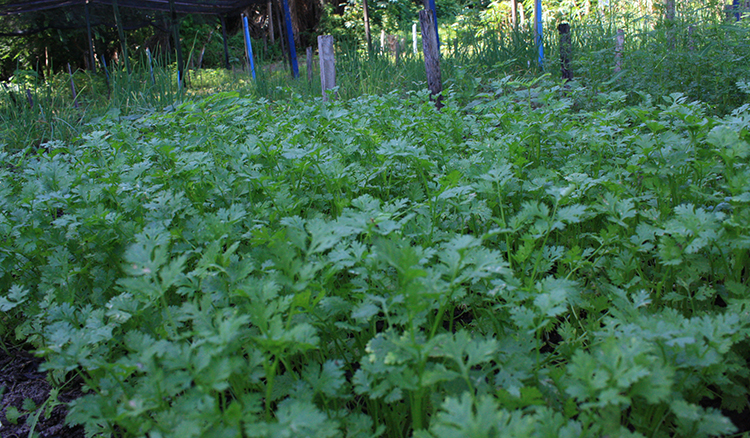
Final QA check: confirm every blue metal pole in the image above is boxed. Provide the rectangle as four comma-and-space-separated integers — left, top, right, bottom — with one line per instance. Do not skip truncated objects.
535, 0, 544, 68
101, 55, 110, 94
101, 55, 109, 81
427, 0, 439, 50
242, 14, 257, 80
280, 0, 299, 78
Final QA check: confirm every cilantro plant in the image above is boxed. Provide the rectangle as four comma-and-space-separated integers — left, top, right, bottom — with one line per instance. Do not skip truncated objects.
1, 84, 749, 437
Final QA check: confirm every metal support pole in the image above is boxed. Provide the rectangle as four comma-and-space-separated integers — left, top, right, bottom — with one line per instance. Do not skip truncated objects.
68, 63, 78, 108
146, 47, 155, 84
220, 15, 230, 70
84, 0, 96, 73
281, 0, 299, 78
169, 0, 184, 88
535, 0, 544, 68
112, 0, 130, 74
242, 14, 257, 80
363, 0, 372, 53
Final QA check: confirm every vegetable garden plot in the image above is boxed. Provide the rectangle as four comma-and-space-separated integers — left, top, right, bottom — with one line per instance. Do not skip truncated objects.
1, 85, 750, 437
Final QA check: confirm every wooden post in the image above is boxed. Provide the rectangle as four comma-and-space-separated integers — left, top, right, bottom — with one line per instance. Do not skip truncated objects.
664, 0, 675, 20
737, 0, 748, 21
306, 46, 313, 83
727, 0, 749, 21
281, 0, 299, 78
419, 9, 442, 108
363, 0, 372, 53
220, 15, 230, 69
168, 0, 184, 89
268, 1, 275, 44
111, 0, 130, 74
387, 34, 399, 61
380, 30, 385, 53
614, 28, 624, 73
725, 3, 734, 21
511, 0, 518, 31
45, 46, 50, 80
318, 35, 335, 101
412, 23, 418, 54
558, 23, 571, 80
242, 14, 257, 80
84, 0, 96, 73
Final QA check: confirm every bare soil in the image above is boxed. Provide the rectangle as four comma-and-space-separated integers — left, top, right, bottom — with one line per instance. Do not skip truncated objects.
0, 347, 83, 438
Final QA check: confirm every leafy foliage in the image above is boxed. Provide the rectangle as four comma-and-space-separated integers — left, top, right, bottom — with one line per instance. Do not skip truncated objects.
1, 85, 750, 437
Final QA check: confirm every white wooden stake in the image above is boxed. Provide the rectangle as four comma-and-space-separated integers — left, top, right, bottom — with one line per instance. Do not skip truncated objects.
413, 23, 418, 54
318, 35, 336, 101
615, 28, 624, 74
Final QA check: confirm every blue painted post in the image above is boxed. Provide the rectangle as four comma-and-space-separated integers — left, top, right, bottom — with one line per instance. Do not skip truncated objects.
101, 55, 109, 81
242, 14, 257, 80
281, 0, 299, 78
427, 0, 439, 50
101, 55, 110, 95
535, 0, 544, 68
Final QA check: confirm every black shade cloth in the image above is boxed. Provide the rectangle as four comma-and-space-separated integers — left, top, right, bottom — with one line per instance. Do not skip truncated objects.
0, 0, 261, 36
1, 0, 261, 15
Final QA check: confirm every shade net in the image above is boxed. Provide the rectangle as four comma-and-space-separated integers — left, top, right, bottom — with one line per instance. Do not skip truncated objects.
0, 0, 262, 36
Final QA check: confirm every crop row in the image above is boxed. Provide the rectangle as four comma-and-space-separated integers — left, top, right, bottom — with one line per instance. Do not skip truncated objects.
1, 84, 749, 437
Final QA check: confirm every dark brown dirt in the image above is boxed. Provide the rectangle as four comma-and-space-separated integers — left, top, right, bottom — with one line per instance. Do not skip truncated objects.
0, 347, 84, 438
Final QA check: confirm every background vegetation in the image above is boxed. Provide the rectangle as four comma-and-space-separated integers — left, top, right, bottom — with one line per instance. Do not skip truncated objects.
1, 0, 748, 153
